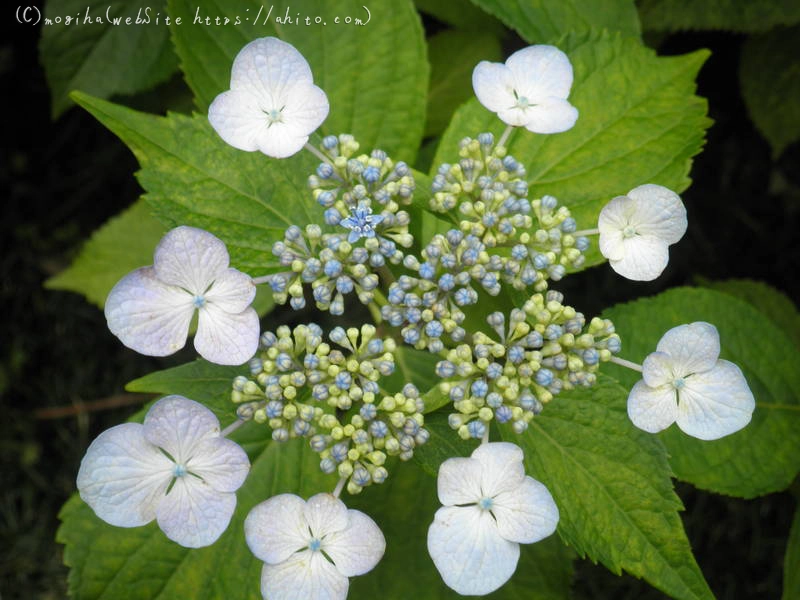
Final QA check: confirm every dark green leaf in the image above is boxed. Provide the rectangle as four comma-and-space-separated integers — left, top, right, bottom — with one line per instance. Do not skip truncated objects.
638, 0, 800, 33
40, 0, 178, 117
469, 0, 640, 43
740, 26, 800, 158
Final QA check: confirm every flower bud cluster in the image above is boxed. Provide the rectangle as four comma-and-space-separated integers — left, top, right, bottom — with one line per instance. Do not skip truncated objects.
501, 195, 590, 291
381, 229, 503, 352
431, 133, 532, 248
269, 224, 382, 315
230, 323, 428, 492
437, 291, 621, 440
312, 382, 428, 495
308, 134, 415, 255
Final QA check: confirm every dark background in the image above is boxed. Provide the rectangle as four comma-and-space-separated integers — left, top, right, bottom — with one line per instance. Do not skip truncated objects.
1, 6, 797, 600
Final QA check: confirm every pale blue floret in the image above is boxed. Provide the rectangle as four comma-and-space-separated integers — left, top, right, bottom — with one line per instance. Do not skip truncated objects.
336, 277, 354, 294
353, 466, 371, 486
331, 443, 349, 462
324, 260, 343, 277
173, 464, 187, 478
508, 345, 526, 364
340, 205, 385, 243
309, 538, 322, 552
607, 337, 622, 353
486, 392, 503, 408
496, 405, 513, 423
576, 236, 590, 251
335, 372, 352, 390
471, 379, 489, 398
192, 295, 206, 309
266, 400, 284, 418
485, 362, 503, 379
322, 135, 338, 150
289, 297, 306, 310
673, 377, 686, 390
436, 361, 456, 377
425, 321, 444, 338
363, 165, 381, 183
310, 435, 327, 452
320, 458, 336, 473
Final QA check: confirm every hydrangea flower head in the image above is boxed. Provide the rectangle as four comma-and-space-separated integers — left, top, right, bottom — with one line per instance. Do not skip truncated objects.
472, 45, 578, 134
627, 322, 755, 440
245, 493, 385, 600
77, 395, 250, 548
427, 442, 558, 595
598, 184, 687, 281
208, 37, 329, 158
105, 226, 259, 365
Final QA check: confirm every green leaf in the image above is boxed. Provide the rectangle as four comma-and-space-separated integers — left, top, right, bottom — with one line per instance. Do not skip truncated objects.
638, 0, 800, 33
387, 345, 439, 395
740, 26, 800, 158
604, 287, 800, 498
168, 0, 429, 160
348, 459, 574, 599
469, 0, 641, 43
415, 0, 505, 33
507, 374, 714, 600
72, 92, 318, 277
784, 506, 800, 600
44, 199, 165, 307
39, 0, 179, 117
412, 411, 479, 476
700, 278, 800, 349
432, 30, 710, 269
425, 30, 503, 138
126, 359, 246, 422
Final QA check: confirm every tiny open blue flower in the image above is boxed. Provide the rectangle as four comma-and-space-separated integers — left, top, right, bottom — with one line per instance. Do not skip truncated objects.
340, 204, 385, 243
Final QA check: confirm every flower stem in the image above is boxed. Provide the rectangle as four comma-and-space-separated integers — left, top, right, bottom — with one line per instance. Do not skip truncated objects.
610, 356, 643, 373
304, 142, 333, 165
221, 418, 246, 438
573, 228, 600, 236
497, 125, 515, 148
251, 274, 273, 285
481, 427, 490, 445
332, 476, 347, 498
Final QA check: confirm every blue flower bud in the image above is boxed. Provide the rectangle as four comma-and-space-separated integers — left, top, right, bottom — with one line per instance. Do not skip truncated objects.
363, 165, 381, 183
536, 368, 555, 386
425, 320, 444, 338
316, 163, 334, 179
360, 403, 378, 420
322, 135, 338, 150
320, 457, 337, 474
331, 442, 349, 462
436, 360, 456, 377
467, 420, 486, 439
576, 236, 590, 251
310, 435, 328, 452
486, 392, 503, 408
272, 428, 289, 442
496, 405, 513, 423
471, 379, 489, 398
369, 420, 389, 438
477, 132, 494, 146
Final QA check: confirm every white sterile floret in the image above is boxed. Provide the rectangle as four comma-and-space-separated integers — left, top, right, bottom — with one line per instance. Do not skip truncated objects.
105, 225, 259, 365
598, 183, 688, 281
427, 442, 558, 596
208, 37, 330, 158
77, 395, 250, 548
627, 322, 755, 440
472, 45, 578, 134
245, 493, 386, 600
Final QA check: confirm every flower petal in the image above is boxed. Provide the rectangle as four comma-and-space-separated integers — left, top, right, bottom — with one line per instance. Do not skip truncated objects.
304, 493, 349, 539
254, 120, 315, 159
188, 437, 250, 493
230, 37, 314, 104
642, 351, 675, 388
260, 551, 349, 600
627, 380, 678, 434
519, 98, 579, 134
208, 89, 272, 152
153, 226, 230, 294
472, 442, 526, 497
610, 235, 670, 281
492, 476, 559, 544
206, 268, 256, 314
627, 184, 687, 245
77, 423, 172, 527
245, 494, 310, 564
323, 509, 386, 577
506, 45, 574, 101
437, 457, 483, 506
676, 360, 755, 440
156, 477, 236, 548
143, 395, 221, 463
655, 322, 720, 377
598, 195, 635, 261
280, 82, 330, 138
472, 61, 516, 114
104, 266, 194, 357
427, 505, 520, 596
195, 305, 260, 365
